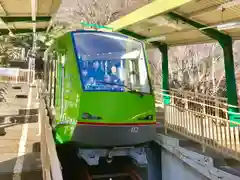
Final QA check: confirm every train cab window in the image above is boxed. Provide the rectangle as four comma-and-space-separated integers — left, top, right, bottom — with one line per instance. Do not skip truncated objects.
72, 31, 151, 93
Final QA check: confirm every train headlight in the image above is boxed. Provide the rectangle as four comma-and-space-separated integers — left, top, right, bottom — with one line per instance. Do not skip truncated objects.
138, 115, 154, 120
82, 112, 102, 120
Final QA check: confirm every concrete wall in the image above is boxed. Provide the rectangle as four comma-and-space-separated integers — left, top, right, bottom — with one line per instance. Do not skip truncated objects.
156, 133, 240, 180
161, 149, 209, 180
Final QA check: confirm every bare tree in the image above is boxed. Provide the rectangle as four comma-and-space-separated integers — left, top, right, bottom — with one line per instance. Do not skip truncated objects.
147, 43, 228, 97
0, 35, 33, 67
54, 0, 152, 29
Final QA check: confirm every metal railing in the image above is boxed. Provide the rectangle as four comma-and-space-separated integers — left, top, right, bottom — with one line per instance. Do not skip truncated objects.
39, 83, 63, 180
155, 89, 240, 161
0, 68, 35, 84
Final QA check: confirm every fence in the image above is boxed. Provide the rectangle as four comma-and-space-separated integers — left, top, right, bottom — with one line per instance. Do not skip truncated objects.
0, 68, 35, 84
39, 83, 63, 180
155, 89, 240, 161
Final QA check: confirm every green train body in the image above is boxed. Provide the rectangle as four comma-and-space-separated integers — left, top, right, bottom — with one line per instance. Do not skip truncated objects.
44, 30, 156, 148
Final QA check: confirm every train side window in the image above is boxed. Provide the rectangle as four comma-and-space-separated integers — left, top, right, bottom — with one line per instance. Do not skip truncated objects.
48, 58, 53, 107
47, 56, 52, 107
60, 54, 66, 119
53, 53, 57, 107
50, 52, 57, 108
46, 58, 51, 92
55, 54, 61, 107
43, 51, 50, 91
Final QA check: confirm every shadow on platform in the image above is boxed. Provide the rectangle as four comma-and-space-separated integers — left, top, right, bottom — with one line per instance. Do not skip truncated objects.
0, 142, 42, 180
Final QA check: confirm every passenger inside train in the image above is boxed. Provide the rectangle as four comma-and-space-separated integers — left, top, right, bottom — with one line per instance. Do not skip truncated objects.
81, 60, 123, 90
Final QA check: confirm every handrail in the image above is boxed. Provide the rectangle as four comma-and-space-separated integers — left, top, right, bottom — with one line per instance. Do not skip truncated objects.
39, 90, 63, 180
170, 88, 227, 102
0, 68, 35, 84
153, 86, 227, 102
154, 88, 240, 109
155, 90, 240, 161
154, 91, 240, 115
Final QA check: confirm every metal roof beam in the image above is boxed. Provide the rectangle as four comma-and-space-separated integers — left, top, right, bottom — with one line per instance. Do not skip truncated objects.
1, 16, 51, 23
119, 29, 146, 40
0, 3, 14, 35
119, 29, 165, 47
180, 3, 222, 18
167, 12, 231, 43
0, 28, 46, 35
108, 0, 194, 31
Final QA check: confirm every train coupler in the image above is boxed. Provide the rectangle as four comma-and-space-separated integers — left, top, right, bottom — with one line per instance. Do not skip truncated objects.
77, 146, 147, 166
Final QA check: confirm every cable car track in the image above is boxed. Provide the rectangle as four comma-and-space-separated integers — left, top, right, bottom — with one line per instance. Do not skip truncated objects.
78, 163, 143, 180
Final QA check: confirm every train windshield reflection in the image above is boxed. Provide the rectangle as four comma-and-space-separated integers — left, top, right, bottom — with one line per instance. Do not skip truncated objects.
72, 31, 150, 93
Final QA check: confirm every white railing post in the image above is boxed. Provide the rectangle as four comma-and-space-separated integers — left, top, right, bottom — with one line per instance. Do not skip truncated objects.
15, 68, 19, 84
39, 84, 63, 180
164, 104, 167, 134
27, 58, 31, 84
201, 118, 206, 153
154, 87, 240, 161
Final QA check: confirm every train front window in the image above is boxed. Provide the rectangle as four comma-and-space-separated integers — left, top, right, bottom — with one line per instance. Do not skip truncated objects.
72, 31, 150, 93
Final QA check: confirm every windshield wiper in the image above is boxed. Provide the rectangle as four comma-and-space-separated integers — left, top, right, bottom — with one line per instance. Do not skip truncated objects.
96, 81, 144, 97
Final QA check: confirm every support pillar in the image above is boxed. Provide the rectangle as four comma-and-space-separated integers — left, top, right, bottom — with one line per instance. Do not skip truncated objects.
220, 38, 239, 124
167, 12, 239, 124
158, 44, 170, 105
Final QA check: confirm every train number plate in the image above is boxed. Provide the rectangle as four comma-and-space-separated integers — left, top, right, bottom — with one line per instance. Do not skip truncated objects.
130, 127, 139, 133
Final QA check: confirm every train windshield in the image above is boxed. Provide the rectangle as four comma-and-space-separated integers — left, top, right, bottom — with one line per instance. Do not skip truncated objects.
72, 31, 150, 93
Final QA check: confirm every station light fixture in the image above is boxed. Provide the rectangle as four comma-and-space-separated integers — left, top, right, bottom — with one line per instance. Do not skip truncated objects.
145, 36, 166, 43
198, 0, 240, 31
216, 21, 240, 30
199, 21, 240, 31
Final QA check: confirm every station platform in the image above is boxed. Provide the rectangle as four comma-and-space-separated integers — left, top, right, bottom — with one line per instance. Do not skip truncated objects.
0, 82, 41, 180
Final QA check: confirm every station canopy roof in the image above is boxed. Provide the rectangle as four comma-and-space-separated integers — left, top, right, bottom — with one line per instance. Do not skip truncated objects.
108, 0, 240, 46
0, 0, 61, 36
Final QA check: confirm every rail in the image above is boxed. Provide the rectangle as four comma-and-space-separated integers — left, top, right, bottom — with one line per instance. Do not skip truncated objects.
155, 89, 240, 161
39, 86, 63, 180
